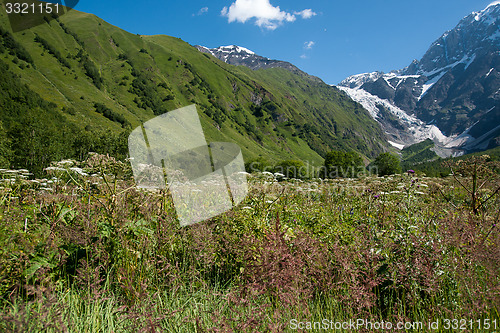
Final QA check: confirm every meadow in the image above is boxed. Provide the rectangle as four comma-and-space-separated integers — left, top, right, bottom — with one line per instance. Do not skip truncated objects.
0, 153, 498, 332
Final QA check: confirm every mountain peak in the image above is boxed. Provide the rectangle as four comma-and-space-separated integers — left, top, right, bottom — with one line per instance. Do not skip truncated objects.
486, 1, 500, 10
195, 44, 322, 82
406, 2, 497, 77
195, 44, 261, 63
218, 45, 256, 55
338, 71, 384, 89
338, 2, 500, 155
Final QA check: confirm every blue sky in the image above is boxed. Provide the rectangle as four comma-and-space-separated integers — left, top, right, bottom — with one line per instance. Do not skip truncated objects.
73, 0, 496, 84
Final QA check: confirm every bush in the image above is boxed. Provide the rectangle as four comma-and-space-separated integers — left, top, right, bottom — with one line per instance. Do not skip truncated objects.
372, 152, 401, 176
274, 159, 307, 179
245, 157, 271, 173
323, 150, 364, 178
128, 73, 168, 115
93, 103, 129, 127
78, 54, 103, 89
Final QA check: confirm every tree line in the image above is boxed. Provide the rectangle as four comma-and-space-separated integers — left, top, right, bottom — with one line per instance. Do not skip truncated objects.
0, 59, 128, 176
245, 150, 415, 179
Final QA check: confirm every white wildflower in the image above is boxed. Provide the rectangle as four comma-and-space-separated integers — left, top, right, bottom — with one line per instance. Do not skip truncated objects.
69, 167, 89, 176
44, 166, 65, 172
57, 160, 75, 167
2, 170, 20, 174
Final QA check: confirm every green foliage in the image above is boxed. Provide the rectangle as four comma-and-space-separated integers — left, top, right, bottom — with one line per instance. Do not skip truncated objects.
0, 7, 390, 173
274, 159, 307, 179
0, 121, 12, 168
0, 167, 498, 330
323, 150, 364, 178
34, 35, 71, 68
0, 26, 33, 64
401, 138, 439, 165
250, 103, 264, 117
402, 157, 449, 177
0, 59, 68, 173
400, 146, 500, 177
443, 155, 500, 215
78, 53, 103, 89
0, 9, 498, 330
245, 157, 271, 173
58, 21, 85, 47
245, 157, 310, 178
0, 59, 128, 175
128, 73, 168, 115
93, 103, 130, 128
372, 152, 402, 176
8, 111, 74, 174
401, 139, 432, 159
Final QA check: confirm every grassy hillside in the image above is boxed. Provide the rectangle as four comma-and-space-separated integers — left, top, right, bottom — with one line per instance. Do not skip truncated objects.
0, 7, 388, 172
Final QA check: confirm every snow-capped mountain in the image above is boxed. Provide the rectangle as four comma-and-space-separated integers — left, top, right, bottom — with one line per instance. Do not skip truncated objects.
196, 45, 300, 72
195, 45, 321, 81
338, 2, 500, 155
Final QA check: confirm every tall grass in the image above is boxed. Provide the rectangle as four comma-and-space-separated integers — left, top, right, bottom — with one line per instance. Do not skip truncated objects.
0, 154, 499, 332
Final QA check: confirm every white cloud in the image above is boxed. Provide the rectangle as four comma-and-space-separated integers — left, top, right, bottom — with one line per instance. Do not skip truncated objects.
304, 41, 315, 49
221, 0, 314, 30
294, 9, 316, 19
300, 54, 307, 59
193, 7, 209, 16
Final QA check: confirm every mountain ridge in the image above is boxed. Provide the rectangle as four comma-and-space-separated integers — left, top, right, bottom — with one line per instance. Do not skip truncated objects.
0, 7, 389, 173
195, 44, 323, 82
338, 2, 500, 156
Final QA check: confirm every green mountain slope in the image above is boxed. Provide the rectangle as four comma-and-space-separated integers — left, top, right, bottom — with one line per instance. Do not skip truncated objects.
401, 139, 439, 164
0, 8, 388, 173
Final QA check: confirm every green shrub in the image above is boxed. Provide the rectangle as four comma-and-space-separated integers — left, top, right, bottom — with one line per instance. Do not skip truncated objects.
274, 159, 307, 179
34, 35, 71, 69
372, 152, 402, 176
323, 150, 364, 178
